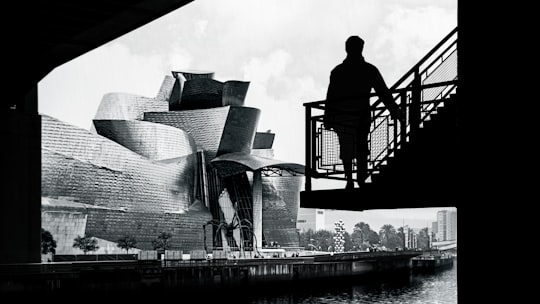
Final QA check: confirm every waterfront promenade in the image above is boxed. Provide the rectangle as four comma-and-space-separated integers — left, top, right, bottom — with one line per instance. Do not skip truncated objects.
1, 250, 422, 294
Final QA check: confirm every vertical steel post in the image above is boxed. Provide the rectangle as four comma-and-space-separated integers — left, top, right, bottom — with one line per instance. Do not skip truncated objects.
393, 97, 399, 153
305, 105, 312, 192
400, 92, 407, 146
311, 117, 317, 172
410, 68, 421, 135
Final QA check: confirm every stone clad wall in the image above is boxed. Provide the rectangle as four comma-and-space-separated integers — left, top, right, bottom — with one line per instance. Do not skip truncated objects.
42, 209, 87, 254
85, 202, 213, 251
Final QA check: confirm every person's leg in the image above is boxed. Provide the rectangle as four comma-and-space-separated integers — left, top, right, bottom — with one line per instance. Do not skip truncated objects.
338, 131, 355, 189
343, 160, 354, 189
356, 124, 370, 186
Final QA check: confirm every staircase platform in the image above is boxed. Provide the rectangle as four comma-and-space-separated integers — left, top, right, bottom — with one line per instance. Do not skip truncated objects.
300, 181, 457, 211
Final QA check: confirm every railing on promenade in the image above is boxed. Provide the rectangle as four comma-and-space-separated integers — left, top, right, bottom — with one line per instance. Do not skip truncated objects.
304, 27, 458, 191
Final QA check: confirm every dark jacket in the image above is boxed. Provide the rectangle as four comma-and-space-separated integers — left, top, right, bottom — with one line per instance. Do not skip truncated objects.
325, 55, 395, 129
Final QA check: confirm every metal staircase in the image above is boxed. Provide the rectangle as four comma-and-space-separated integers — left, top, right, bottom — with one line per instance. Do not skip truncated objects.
301, 27, 458, 211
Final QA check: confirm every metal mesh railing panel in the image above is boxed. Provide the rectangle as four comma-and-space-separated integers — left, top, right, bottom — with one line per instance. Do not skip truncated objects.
422, 49, 457, 102
307, 28, 458, 182
370, 117, 389, 163
320, 126, 341, 167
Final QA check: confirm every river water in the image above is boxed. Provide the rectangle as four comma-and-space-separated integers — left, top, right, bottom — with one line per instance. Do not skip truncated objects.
247, 260, 457, 304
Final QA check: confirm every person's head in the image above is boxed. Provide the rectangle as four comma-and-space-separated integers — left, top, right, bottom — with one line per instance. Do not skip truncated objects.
345, 36, 364, 55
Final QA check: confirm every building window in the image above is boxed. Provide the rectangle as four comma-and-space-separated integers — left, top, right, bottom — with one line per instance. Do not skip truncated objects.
317, 211, 324, 215
297, 220, 306, 223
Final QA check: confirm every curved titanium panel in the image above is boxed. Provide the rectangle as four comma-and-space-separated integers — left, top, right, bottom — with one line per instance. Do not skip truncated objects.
262, 176, 304, 247
155, 75, 175, 101
94, 92, 168, 121
143, 106, 230, 161
172, 77, 250, 110
253, 132, 275, 149
42, 115, 196, 213
172, 70, 215, 80
179, 78, 224, 110
222, 81, 250, 107
169, 70, 214, 109
251, 149, 274, 158
93, 119, 197, 161
217, 106, 260, 156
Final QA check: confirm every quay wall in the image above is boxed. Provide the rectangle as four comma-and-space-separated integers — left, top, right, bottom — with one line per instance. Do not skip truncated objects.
1, 252, 419, 293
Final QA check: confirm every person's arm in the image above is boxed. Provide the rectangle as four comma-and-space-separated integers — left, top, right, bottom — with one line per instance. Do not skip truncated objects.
372, 67, 401, 120
324, 71, 337, 127
326, 70, 338, 102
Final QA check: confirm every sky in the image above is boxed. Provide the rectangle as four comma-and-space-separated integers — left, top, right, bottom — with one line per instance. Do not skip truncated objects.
324, 207, 457, 233
38, 0, 458, 232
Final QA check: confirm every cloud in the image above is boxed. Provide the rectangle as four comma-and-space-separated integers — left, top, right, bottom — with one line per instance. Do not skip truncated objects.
39, 43, 167, 129
166, 44, 194, 71
39, 0, 457, 168
372, 5, 457, 84
194, 20, 209, 40
241, 49, 292, 84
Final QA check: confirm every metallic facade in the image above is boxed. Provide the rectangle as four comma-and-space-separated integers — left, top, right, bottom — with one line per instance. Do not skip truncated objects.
94, 92, 169, 121
262, 176, 304, 247
93, 119, 197, 161
42, 70, 304, 254
42, 115, 196, 213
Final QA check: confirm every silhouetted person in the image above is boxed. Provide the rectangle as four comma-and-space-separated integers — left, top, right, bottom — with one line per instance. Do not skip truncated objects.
325, 36, 401, 189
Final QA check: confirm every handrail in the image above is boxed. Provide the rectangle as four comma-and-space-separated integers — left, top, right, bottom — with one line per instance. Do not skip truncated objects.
390, 27, 458, 91
303, 27, 458, 191
303, 80, 458, 109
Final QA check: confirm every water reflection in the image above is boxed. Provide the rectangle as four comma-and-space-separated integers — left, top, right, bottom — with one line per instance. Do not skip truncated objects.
249, 260, 457, 304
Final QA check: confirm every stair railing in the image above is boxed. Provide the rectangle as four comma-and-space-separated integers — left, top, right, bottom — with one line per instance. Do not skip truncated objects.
304, 27, 458, 192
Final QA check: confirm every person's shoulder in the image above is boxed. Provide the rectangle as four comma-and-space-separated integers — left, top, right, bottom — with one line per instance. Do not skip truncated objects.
331, 62, 345, 73
363, 61, 380, 72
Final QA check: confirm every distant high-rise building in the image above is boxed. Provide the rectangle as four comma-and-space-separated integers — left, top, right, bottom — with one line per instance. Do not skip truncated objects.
432, 221, 438, 241
436, 210, 457, 241
297, 208, 326, 232
448, 210, 457, 240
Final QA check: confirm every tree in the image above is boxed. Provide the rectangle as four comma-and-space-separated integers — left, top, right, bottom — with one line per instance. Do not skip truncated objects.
397, 226, 406, 248
386, 234, 404, 250
343, 231, 353, 252
299, 229, 334, 251
417, 227, 430, 250
41, 228, 57, 255
367, 230, 380, 245
299, 228, 315, 249
152, 231, 172, 252
313, 230, 334, 251
351, 222, 373, 250
116, 235, 137, 253
379, 224, 397, 249
73, 235, 99, 254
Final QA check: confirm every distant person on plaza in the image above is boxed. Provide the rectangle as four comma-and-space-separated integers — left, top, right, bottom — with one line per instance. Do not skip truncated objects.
325, 35, 401, 189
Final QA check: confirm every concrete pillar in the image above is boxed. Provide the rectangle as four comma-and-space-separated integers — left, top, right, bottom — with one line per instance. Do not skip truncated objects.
252, 170, 263, 249
2, 85, 41, 263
